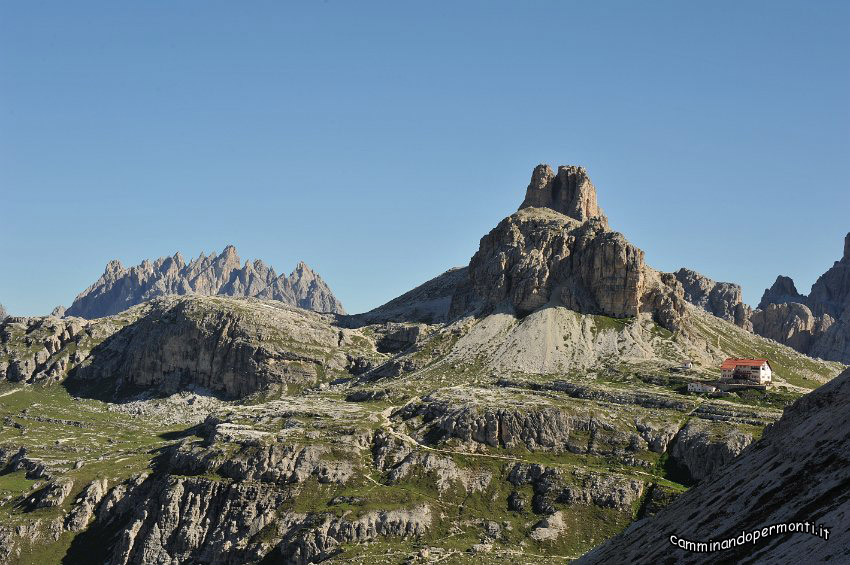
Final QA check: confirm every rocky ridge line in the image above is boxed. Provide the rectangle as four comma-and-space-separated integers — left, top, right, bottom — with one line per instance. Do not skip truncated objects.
64, 245, 345, 318
753, 233, 850, 363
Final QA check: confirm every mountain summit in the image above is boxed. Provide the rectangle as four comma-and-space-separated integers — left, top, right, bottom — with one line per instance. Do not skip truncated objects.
519, 164, 609, 227
64, 246, 345, 318
752, 232, 850, 363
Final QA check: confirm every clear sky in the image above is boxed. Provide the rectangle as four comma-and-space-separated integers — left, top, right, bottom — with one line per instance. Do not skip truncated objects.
2, 1, 848, 316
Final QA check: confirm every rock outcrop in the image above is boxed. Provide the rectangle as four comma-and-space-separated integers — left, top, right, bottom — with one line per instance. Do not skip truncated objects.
72, 425, 432, 564
0, 315, 92, 384
0, 304, 7, 321
753, 233, 850, 363
674, 268, 752, 329
27, 479, 74, 509
445, 165, 696, 333
751, 303, 833, 354
810, 307, 850, 363
1, 296, 378, 394
65, 246, 345, 318
519, 164, 609, 227
668, 419, 753, 482
64, 479, 108, 532
757, 275, 805, 310
508, 464, 644, 514
577, 367, 850, 564
450, 205, 688, 332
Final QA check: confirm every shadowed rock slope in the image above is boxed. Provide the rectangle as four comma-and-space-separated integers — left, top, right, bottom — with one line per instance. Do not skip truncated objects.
64, 245, 345, 318
347, 267, 469, 325
577, 367, 850, 565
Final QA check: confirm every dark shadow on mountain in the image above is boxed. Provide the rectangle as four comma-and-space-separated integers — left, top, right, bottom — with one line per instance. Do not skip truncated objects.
61, 315, 232, 403
158, 423, 205, 441
61, 446, 171, 565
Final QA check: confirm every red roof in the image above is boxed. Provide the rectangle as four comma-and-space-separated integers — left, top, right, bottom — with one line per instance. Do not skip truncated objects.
721, 358, 770, 369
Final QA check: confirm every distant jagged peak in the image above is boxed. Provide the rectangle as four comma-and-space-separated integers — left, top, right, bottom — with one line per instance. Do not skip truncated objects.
65, 245, 345, 318
292, 260, 315, 276
673, 268, 752, 329
519, 163, 609, 228
758, 275, 804, 310
753, 232, 850, 363
104, 259, 124, 274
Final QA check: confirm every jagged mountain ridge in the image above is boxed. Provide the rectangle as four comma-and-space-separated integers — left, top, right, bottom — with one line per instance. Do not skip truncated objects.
64, 245, 345, 318
752, 233, 850, 363
673, 268, 752, 329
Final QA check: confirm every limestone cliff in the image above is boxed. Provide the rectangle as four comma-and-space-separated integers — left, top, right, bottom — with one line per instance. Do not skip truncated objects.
64, 246, 345, 318
751, 303, 833, 354
674, 268, 752, 329
449, 165, 687, 333
519, 164, 609, 227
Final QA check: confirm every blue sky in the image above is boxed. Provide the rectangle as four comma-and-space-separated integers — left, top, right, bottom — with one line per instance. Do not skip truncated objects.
2, 1, 848, 316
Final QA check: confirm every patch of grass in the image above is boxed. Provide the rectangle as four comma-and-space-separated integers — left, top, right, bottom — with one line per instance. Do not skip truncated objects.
590, 315, 632, 335
0, 469, 36, 497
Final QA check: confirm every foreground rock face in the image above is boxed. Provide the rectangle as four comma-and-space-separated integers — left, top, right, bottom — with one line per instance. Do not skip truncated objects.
64, 245, 345, 318
577, 367, 850, 565
753, 233, 850, 363
674, 268, 752, 329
